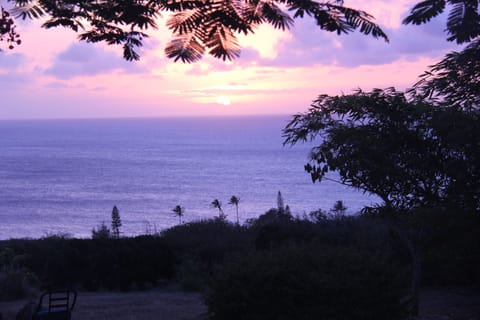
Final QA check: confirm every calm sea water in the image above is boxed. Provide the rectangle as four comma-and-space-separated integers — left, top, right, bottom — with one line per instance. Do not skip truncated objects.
0, 116, 379, 239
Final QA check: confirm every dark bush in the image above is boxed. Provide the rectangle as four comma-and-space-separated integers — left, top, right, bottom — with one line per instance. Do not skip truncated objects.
0, 270, 38, 301
161, 219, 251, 263
205, 243, 411, 320
0, 236, 175, 291
0, 248, 38, 301
411, 208, 480, 286
161, 219, 253, 289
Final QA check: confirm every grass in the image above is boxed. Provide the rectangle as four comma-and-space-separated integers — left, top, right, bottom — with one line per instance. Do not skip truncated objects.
1, 288, 479, 320
0, 289, 206, 320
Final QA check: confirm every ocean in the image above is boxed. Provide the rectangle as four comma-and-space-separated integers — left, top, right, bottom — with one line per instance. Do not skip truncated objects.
0, 115, 379, 239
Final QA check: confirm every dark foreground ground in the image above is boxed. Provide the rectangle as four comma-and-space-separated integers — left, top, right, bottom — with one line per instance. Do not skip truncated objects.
1, 287, 479, 320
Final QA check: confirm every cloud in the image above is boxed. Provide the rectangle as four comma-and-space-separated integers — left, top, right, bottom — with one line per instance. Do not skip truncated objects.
44, 42, 148, 79
0, 52, 26, 70
43, 81, 84, 89
0, 55, 34, 92
232, 11, 460, 69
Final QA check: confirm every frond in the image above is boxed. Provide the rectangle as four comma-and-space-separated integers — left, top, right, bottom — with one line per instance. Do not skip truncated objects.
286, 0, 319, 18
11, 0, 45, 19
409, 39, 480, 108
42, 17, 83, 31
445, 1, 480, 43
113, 1, 159, 29
402, 0, 446, 25
165, 36, 205, 62
158, 0, 205, 11
339, 6, 389, 40
212, 0, 253, 35
123, 43, 140, 61
259, 2, 294, 30
205, 25, 241, 60
79, 29, 118, 44
241, 0, 265, 25
315, 5, 387, 40
166, 10, 202, 34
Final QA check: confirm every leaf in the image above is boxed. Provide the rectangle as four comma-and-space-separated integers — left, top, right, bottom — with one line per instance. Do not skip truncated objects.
42, 17, 81, 31
11, 1, 45, 19
402, 0, 446, 25
205, 25, 241, 60
260, 2, 294, 30
445, 1, 480, 43
165, 36, 205, 63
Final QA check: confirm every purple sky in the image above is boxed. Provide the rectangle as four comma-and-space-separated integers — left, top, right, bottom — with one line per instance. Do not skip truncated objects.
0, 0, 462, 119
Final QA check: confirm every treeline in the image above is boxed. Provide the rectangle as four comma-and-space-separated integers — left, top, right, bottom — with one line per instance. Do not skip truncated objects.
1, 205, 479, 319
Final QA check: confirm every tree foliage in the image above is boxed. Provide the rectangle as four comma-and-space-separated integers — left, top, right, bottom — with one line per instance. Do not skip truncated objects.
91, 222, 111, 240
0, 6, 21, 50
403, 0, 480, 44
172, 204, 184, 224
1, 0, 388, 61
283, 88, 480, 212
228, 196, 240, 224
408, 39, 480, 109
111, 205, 122, 239
206, 243, 411, 320
211, 199, 226, 219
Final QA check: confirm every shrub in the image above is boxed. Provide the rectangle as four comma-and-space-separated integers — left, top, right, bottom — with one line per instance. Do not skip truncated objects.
1, 236, 175, 291
411, 207, 480, 286
161, 219, 252, 290
205, 243, 411, 320
0, 248, 38, 301
161, 219, 251, 265
91, 222, 111, 239
0, 270, 38, 301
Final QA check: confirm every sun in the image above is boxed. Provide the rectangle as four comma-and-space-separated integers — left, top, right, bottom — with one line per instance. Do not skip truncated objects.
216, 96, 231, 106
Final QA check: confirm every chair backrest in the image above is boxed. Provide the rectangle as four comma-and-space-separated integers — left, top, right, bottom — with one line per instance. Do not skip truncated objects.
37, 291, 77, 313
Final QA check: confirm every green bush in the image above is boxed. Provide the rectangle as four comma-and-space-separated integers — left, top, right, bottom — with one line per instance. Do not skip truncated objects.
205, 244, 411, 320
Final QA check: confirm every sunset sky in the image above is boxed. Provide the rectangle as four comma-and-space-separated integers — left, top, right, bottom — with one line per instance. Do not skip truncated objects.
0, 0, 462, 119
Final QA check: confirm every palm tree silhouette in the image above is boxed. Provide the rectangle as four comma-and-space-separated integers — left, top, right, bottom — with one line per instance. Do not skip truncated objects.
211, 199, 225, 219
172, 205, 184, 224
228, 196, 240, 225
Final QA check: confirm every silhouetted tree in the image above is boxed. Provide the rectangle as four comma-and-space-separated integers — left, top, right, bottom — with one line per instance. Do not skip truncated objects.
276, 191, 285, 213
408, 39, 480, 110
284, 88, 480, 317
283, 88, 480, 213
330, 200, 347, 217
403, 0, 480, 44
228, 196, 240, 225
92, 222, 111, 239
211, 199, 226, 220
5, 0, 480, 60
111, 206, 122, 239
172, 205, 184, 225
0, 7, 21, 51
3, 0, 388, 60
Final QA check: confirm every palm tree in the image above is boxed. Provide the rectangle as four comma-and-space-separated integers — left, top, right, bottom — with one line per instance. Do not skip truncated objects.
172, 205, 184, 224
228, 196, 240, 225
211, 199, 225, 219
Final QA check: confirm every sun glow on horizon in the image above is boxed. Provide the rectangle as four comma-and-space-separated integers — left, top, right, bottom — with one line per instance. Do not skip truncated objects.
216, 96, 231, 106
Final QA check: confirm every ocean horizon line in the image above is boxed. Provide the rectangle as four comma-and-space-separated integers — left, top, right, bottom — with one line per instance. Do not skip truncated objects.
0, 113, 298, 122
